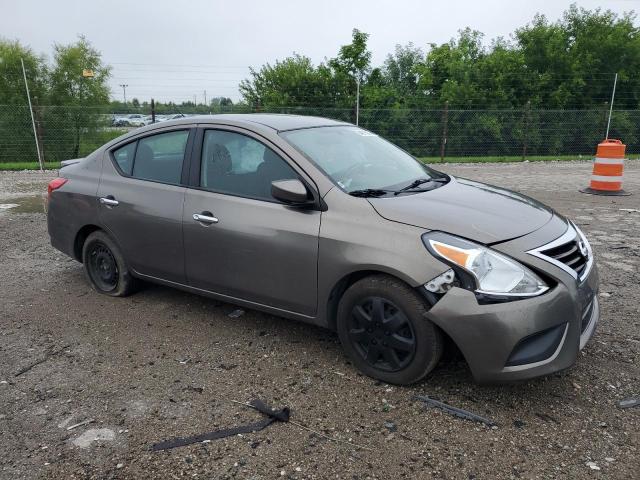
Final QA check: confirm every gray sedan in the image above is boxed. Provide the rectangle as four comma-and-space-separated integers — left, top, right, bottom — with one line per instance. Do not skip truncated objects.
47, 114, 599, 384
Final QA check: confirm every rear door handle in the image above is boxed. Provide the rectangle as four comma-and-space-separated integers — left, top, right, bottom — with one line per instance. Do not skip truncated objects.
193, 212, 219, 225
99, 196, 119, 207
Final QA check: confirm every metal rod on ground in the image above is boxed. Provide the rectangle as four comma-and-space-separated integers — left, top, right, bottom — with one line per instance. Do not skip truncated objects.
21, 58, 44, 171
229, 400, 372, 451
355, 76, 360, 126
605, 73, 618, 139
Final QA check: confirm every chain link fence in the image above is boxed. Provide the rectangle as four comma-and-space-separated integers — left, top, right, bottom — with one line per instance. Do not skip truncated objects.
1, 104, 639, 165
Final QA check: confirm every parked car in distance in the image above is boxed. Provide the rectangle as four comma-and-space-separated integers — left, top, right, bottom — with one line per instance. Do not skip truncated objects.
47, 114, 599, 385
143, 115, 163, 125
126, 114, 146, 127
111, 115, 130, 127
111, 114, 146, 127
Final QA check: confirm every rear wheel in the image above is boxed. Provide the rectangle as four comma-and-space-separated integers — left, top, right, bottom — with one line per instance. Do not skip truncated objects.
337, 275, 443, 385
82, 230, 138, 297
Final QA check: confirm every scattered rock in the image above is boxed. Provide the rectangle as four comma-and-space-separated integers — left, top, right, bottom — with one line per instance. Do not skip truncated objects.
219, 363, 238, 371
586, 461, 600, 471
183, 386, 204, 394
384, 421, 397, 432
72, 428, 115, 449
618, 398, 640, 409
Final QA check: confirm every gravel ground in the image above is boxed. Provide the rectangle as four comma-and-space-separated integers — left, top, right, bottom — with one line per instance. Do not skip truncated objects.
0, 162, 639, 479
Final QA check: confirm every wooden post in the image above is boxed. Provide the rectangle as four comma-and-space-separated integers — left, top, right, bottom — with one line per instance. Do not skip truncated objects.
440, 101, 449, 162
522, 100, 531, 161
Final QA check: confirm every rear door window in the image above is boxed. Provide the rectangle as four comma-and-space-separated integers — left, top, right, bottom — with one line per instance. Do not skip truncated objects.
121, 130, 189, 184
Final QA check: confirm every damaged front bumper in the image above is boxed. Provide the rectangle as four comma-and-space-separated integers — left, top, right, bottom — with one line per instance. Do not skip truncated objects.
424, 225, 599, 384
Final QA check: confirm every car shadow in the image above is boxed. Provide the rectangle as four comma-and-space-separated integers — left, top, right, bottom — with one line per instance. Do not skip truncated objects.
79, 274, 583, 415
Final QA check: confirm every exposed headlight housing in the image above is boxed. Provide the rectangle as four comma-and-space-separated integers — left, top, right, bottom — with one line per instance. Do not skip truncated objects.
422, 232, 549, 298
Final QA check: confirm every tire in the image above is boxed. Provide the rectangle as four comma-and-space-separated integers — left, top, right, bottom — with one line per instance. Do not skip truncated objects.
337, 274, 443, 385
82, 230, 138, 297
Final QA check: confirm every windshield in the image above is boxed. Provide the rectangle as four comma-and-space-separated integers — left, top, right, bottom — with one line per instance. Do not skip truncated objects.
280, 126, 443, 193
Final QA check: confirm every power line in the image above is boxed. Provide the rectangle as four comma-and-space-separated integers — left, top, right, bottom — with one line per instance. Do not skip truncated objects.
107, 61, 250, 69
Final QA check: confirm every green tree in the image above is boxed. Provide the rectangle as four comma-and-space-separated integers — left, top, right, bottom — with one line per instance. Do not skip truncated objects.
0, 39, 48, 104
329, 28, 372, 80
239, 54, 335, 108
515, 5, 640, 108
0, 39, 48, 162
47, 36, 111, 159
378, 43, 424, 106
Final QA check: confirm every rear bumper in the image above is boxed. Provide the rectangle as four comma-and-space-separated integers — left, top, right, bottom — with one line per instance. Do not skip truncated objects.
426, 263, 599, 383
47, 195, 79, 260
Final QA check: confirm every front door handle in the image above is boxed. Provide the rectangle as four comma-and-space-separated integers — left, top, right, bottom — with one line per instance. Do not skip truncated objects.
99, 196, 119, 207
193, 212, 219, 225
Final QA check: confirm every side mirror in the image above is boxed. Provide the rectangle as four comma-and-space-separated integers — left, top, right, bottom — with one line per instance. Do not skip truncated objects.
271, 179, 312, 205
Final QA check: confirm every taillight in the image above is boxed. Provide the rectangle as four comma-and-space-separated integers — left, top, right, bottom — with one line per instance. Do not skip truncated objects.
47, 177, 68, 198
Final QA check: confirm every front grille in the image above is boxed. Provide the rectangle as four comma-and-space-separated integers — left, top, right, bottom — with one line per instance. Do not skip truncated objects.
540, 238, 588, 277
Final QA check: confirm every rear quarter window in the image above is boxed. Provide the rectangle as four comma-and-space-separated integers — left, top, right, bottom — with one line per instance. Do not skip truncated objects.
112, 142, 136, 175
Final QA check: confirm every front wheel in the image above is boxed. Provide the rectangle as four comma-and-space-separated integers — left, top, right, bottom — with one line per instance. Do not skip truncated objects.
82, 230, 138, 297
337, 275, 443, 385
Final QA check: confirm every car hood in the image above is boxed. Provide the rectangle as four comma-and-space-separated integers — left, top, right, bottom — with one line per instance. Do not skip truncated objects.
367, 176, 553, 244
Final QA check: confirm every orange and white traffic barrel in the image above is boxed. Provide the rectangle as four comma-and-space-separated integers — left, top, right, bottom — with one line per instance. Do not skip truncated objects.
580, 139, 631, 196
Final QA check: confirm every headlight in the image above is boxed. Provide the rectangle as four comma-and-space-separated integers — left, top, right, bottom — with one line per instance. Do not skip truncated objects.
422, 232, 548, 297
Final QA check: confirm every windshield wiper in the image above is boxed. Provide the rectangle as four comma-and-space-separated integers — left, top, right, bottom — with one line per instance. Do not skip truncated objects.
349, 188, 393, 197
350, 176, 449, 198
394, 177, 442, 195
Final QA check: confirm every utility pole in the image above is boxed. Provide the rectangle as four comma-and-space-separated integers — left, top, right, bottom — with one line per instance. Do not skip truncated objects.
119, 84, 128, 104
355, 76, 360, 126
193, 94, 197, 106
21, 58, 43, 171
204, 90, 207, 106
605, 73, 618, 139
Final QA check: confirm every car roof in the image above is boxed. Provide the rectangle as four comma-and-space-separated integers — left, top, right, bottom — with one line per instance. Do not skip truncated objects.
173, 113, 351, 132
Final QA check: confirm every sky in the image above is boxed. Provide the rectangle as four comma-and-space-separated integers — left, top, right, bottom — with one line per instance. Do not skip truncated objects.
1, 0, 637, 103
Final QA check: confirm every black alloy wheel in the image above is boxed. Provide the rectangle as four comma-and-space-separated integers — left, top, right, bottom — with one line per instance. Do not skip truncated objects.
348, 296, 417, 372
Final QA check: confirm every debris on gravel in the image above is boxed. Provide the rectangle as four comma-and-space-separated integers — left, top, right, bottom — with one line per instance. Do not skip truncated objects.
1, 162, 638, 479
